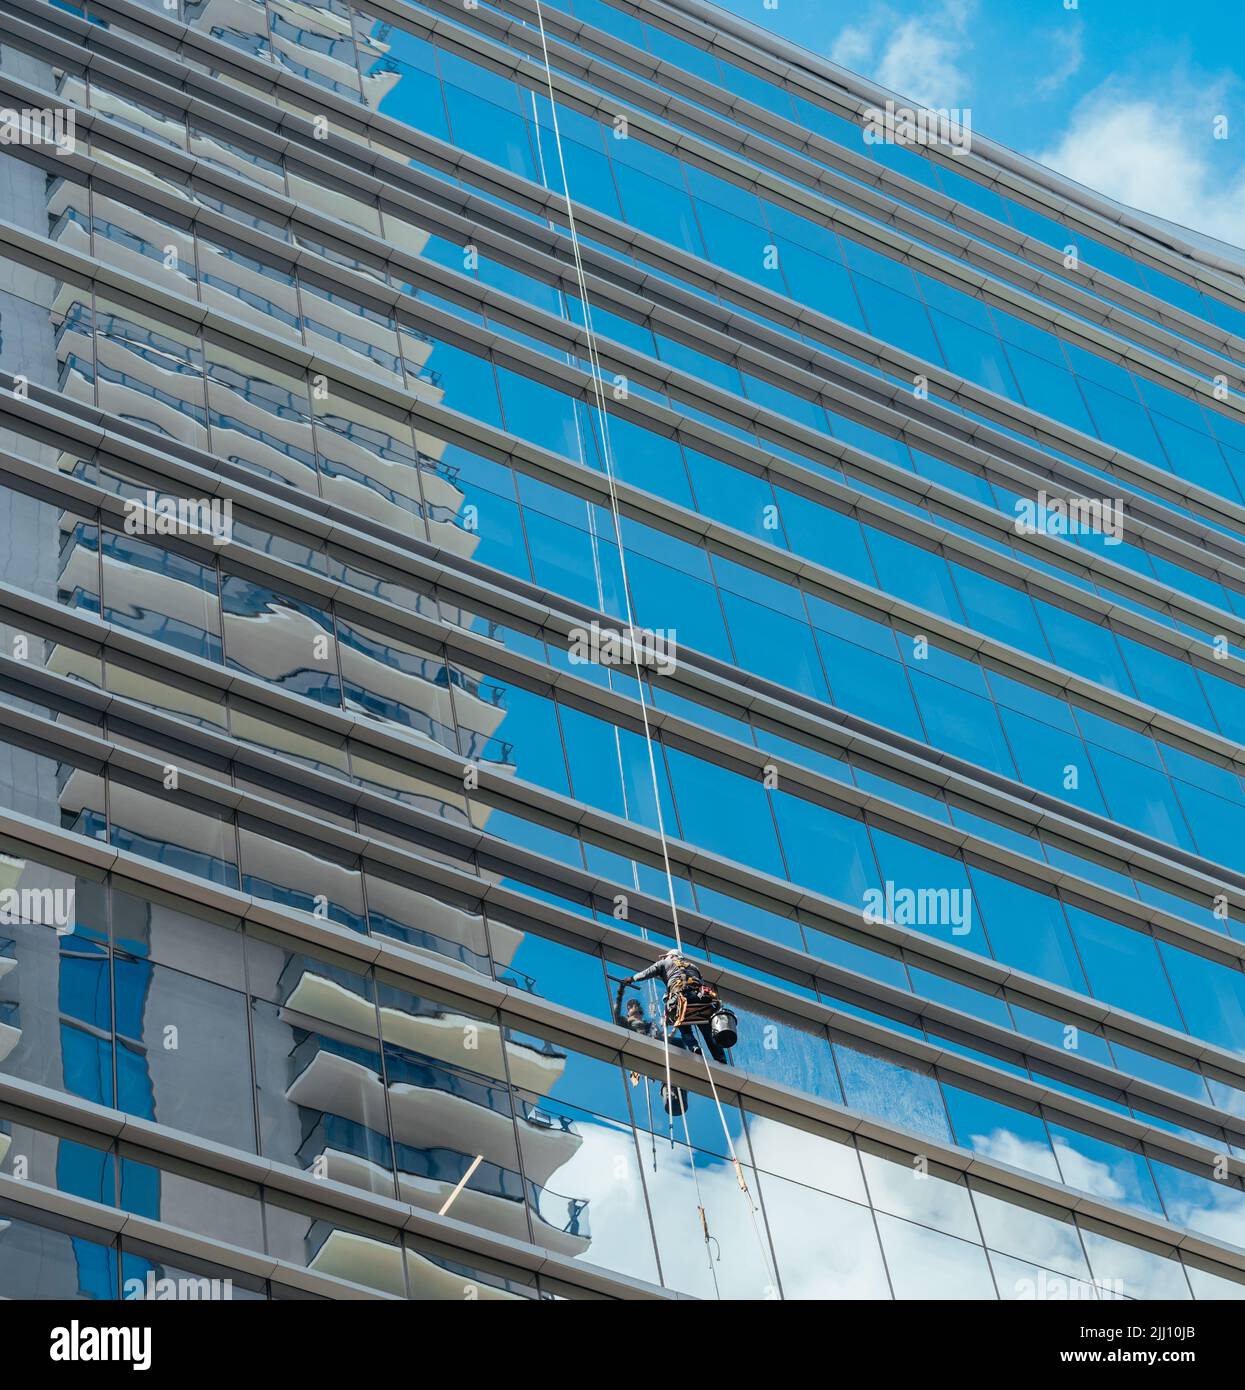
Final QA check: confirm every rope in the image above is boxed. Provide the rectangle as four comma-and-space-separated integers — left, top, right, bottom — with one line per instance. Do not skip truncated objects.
695, 1033, 779, 1294
534, 40, 682, 1151
530, 2, 685, 954
659, 1010, 676, 1149
530, 0, 777, 1297
679, 1104, 721, 1298
643, 1069, 657, 1173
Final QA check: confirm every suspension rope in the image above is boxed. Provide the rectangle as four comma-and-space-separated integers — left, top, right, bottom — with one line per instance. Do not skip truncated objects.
538, 77, 673, 1149
532, 23, 682, 1150
678, 1104, 721, 1298
695, 1034, 779, 1293
531, 1, 685, 954
530, 0, 777, 1296
655, 1012, 673, 1150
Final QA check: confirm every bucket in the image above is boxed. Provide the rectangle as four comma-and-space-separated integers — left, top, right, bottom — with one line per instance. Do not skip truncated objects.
710, 1008, 738, 1050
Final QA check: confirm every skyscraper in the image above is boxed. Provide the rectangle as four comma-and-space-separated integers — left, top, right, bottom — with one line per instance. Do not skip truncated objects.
0, 0, 1244, 1301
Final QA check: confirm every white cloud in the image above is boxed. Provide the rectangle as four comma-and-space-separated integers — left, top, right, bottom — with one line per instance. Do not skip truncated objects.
830, 23, 875, 74
822, 0, 1244, 251
877, 22, 969, 109
1034, 86, 1245, 250
828, 0, 977, 110
1034, 24, 1084, 97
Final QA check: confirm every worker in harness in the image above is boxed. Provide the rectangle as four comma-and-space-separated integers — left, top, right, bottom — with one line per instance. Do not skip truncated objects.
616, 948, 738, 1065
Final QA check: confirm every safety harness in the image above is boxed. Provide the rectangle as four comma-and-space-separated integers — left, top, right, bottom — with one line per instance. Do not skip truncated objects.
665, 970, 721, 1030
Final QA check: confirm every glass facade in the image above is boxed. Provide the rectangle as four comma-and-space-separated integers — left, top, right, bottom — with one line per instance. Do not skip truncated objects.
0, 0, 1243, 1300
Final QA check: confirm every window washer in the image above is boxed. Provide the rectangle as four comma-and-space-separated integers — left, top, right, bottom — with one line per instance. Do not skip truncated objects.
616, 948, 738, 1066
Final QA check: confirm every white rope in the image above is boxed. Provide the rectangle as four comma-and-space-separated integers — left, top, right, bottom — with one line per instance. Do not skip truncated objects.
530, 2, 685, 954
657, 1010, 677, 1147
695, 1032, 780, 1294
532, 83, 672, 1146
530, 0, 777, 1296
678, 1103, 721, 1298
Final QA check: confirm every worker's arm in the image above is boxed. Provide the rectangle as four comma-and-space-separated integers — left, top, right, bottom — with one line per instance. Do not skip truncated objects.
627, 961, 663, 986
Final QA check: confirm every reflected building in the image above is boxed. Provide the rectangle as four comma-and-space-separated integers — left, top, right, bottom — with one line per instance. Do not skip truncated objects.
0, 0, 1244, 1302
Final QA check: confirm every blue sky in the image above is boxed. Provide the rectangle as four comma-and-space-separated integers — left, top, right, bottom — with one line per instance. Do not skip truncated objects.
713, 0, 1245, 250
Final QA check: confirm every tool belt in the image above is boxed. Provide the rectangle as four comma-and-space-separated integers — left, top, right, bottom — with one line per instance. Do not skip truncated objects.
666, 976, 719, 1029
